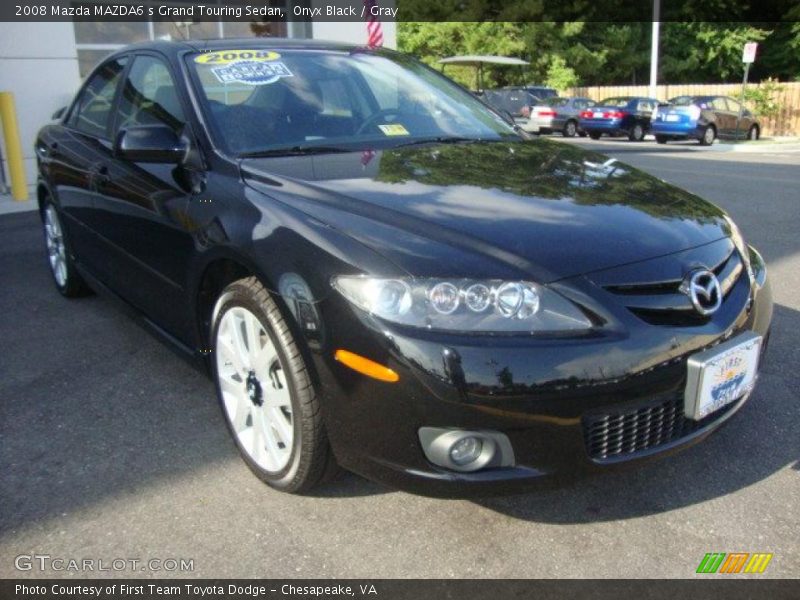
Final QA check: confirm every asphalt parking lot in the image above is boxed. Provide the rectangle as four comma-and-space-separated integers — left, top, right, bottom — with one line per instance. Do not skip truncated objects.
0, 139, 798, 579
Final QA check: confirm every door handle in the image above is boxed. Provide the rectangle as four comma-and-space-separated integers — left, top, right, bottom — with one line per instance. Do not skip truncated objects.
90, 164, 110, 189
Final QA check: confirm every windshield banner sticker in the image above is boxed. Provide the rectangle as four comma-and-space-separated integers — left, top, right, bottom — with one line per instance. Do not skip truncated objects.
378, 124, 410, 136
195, 50, 281, 64
211, 60, 293, 86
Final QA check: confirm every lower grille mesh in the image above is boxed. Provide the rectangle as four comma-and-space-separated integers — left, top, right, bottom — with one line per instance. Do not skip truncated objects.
583, 395, 736, 461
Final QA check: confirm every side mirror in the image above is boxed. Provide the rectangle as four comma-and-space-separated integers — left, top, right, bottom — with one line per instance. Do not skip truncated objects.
52, 107, 67, 121
114, 125, 187, 163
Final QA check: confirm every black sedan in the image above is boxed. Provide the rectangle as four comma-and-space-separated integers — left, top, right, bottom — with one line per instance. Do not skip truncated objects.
35, 40, 772, 497
579, 96, 660, 141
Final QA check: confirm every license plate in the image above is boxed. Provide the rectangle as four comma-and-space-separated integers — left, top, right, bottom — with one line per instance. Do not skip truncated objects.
684, 332, 761, 420
593, 112, 603, 118
666, 114, 680, 122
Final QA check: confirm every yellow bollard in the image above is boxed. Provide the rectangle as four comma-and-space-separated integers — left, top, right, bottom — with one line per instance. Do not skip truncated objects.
0, 91, 28, 201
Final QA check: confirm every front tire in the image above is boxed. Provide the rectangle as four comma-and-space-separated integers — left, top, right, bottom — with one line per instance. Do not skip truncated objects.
41, 201, 90, 297
211, 276, 336, 493
748, 125, 759, 141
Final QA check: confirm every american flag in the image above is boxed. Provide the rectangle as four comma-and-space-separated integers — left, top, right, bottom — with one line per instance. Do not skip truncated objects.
363, 0, 384, 48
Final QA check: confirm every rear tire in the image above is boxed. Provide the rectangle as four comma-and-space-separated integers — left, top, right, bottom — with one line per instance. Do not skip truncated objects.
655, 135, 668, 144
699, 125, 716, 146
748, 125, 759, 141
628, 123, 645, 142
563, 120, 578, 137
211, 276, 338, 494
41, 200, 91, 298
588, 132, 601, 140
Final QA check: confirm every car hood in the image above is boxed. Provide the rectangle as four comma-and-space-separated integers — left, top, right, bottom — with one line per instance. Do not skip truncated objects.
241, 138, 730, 282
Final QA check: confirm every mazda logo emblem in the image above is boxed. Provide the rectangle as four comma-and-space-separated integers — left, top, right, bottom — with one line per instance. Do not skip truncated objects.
682, 269, 722, 315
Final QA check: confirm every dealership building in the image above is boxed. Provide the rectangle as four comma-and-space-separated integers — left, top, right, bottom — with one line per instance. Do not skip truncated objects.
0, 2, 396, 201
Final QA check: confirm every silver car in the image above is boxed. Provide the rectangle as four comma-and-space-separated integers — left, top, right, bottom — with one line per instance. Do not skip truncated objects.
521, 97, 596, 137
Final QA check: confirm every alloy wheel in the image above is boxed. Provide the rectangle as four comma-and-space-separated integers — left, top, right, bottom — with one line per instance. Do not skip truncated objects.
215, 306, 294, 473
44, 205, 67, 287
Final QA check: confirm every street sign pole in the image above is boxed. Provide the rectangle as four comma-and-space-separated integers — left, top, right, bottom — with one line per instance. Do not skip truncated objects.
737, 42, 757, 139
736, 62, 750, 139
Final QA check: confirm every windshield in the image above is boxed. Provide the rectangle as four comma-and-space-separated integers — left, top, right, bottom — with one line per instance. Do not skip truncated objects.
187, 48, 517, 156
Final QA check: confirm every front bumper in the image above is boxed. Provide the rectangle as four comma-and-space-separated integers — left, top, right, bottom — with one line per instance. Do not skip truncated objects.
310, 247, 772, 497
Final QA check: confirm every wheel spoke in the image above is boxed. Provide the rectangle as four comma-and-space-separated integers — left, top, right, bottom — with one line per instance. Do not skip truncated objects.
231, 394, 251, 433
253, 339, 278, 384
230, 311, 251, 370
219, 371, 242, 398
265, 368, 291, 409
251, 414, 265, 460
217, 335, 245, 375
244, 311, 262, 363
268, 406, 293, 447
262, 422, 285, 466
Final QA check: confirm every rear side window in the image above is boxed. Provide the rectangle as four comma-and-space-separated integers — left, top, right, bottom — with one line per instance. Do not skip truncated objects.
598, 97, 631, 108
69, 57, 128, 138
545, 97, 569, 108
706, 97, 728, 111
725, 98, 742, 113
117, 55, 185, 133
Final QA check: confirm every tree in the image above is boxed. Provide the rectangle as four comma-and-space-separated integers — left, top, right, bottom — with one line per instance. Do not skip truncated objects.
651, 22, 769, 83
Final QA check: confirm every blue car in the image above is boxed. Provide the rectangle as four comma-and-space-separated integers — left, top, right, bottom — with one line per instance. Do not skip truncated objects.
578, 96, 659, 141
651, 95, 761, 145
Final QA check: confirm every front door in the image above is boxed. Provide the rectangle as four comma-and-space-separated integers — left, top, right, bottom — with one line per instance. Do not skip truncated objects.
91, 53, 201, 343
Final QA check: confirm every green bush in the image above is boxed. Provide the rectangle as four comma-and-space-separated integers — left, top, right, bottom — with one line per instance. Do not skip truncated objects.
741, 78, 785, 118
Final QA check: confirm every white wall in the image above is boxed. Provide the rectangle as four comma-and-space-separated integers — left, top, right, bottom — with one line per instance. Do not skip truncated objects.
0, 23, 81, 196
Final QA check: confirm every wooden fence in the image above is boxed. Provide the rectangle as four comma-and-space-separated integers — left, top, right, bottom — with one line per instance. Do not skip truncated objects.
566, 82, 800, 137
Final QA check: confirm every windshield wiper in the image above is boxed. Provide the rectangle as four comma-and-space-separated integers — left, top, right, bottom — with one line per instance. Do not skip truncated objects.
239, 146, 354, 158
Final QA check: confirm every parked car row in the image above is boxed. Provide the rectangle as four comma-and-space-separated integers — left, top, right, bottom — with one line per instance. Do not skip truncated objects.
499, 93, 761, 145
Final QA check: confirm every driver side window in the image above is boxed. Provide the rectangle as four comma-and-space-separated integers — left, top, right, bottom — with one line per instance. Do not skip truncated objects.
117, 55, 185, 134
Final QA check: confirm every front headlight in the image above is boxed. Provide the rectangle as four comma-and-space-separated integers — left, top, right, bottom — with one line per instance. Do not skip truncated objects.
332, 276, 593, 333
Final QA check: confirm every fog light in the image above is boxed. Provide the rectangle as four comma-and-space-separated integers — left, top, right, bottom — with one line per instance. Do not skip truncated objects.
449, 436, 482, 465
418, 427, 515, 473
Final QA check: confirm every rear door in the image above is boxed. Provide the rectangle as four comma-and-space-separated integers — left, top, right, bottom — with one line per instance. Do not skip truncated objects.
53, 56, 129, 282
709, 97, 734, 138
91, 52, 200, 341
725, 97, 751, 138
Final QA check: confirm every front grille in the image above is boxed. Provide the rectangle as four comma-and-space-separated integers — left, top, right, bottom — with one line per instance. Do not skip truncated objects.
583, 395, 737, 461
603, 247, 744, 326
